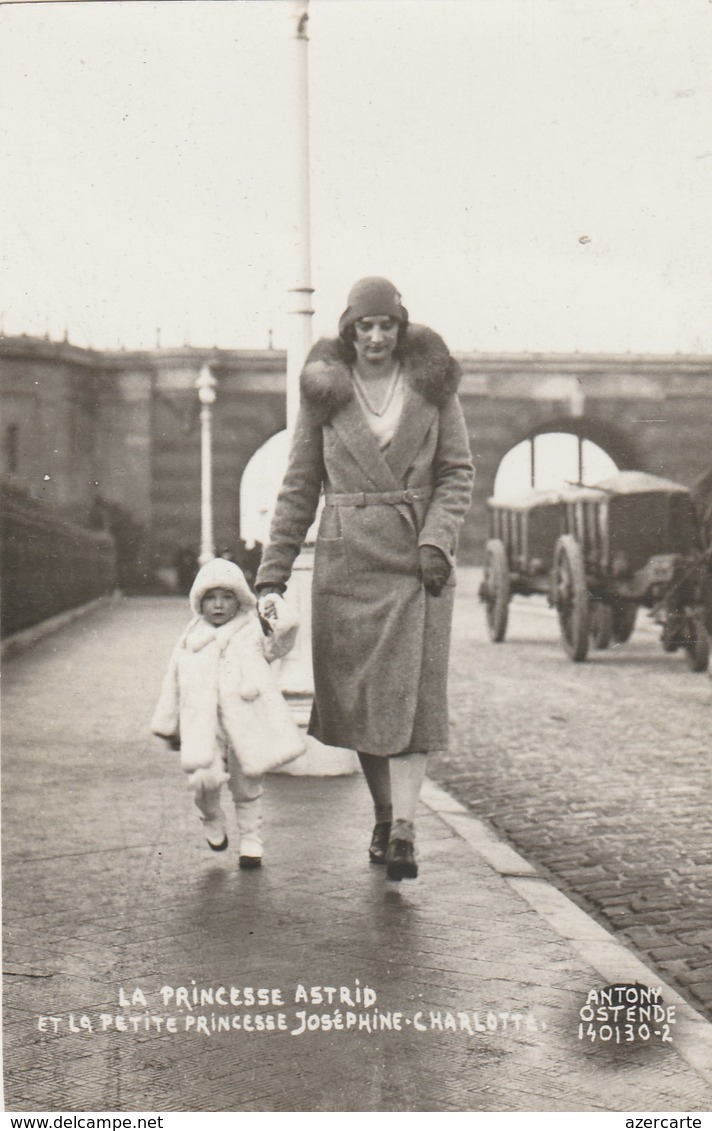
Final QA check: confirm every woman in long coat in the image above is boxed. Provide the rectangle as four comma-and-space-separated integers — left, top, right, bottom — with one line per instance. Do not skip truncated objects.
256, 277, 474, 881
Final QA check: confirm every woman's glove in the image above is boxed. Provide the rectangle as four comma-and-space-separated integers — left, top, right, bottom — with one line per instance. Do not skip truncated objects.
418, 545, 451, 596
257, 592, 280, 635
255, 583, 286, 598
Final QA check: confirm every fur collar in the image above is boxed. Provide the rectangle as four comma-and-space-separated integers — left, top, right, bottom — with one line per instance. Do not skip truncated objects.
181, 609, 255, 653
300, 323, 461, 424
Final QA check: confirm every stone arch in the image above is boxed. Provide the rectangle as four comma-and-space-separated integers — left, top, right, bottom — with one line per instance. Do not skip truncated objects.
239, 428, 290, 551
523, 415, 641, 471
150, 380, 287, 572
211, 391, 285, 557
495, 414, 642, 498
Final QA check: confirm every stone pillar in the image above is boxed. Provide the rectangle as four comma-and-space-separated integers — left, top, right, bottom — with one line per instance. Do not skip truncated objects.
109, 370, 153, 527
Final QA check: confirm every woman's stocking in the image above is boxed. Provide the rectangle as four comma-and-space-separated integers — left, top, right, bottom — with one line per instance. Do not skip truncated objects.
389, 752, 427, 838
357, 751, 393, 823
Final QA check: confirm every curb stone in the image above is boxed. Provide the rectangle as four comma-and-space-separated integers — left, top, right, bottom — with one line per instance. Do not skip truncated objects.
421, 777, 712, 1088
1, 594, 118, 660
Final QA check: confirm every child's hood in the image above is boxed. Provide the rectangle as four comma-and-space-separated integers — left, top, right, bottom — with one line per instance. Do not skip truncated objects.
188, 557, 256, 616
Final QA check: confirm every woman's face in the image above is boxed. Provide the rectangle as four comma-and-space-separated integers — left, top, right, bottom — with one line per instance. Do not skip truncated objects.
353, 315, 400, 367
201, 587, 240, 626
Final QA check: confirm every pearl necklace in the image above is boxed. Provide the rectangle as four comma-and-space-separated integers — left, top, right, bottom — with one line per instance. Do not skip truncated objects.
352, 365, 401, 417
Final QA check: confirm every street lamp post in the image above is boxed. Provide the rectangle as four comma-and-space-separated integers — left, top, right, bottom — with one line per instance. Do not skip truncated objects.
277, 0, 316, 728
275, 0, 358, 776
196, 362, 217, 566
287, 0, 314, 432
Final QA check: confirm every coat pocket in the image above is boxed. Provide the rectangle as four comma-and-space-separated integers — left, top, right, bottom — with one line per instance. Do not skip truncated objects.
313, 507, 353, 598
313, 535, 353, 598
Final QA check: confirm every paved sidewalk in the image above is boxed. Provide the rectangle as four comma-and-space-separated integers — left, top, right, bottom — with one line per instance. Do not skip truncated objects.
3, 598, 712, 1112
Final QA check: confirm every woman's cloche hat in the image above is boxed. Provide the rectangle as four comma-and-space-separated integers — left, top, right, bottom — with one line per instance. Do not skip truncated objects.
338, 277, 409, 337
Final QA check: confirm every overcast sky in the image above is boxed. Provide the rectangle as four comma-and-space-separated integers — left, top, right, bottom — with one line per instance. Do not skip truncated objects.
1, 0, 711, 355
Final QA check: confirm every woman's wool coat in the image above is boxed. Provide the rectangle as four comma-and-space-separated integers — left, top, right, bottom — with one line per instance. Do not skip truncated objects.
256, 324, 475, 756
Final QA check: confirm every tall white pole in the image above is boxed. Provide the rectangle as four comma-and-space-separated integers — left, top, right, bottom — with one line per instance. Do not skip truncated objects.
196, 363, 217, 566
287, 0, 314, 432
277, 1, 357, 775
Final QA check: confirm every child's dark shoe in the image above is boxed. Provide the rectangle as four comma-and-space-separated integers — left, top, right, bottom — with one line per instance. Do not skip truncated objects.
201, 810, 228, 851
239, 855, 262, 870
238, 835, 263, 870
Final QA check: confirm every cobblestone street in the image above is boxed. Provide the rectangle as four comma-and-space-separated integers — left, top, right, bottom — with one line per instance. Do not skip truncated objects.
431, 568, 712, 1020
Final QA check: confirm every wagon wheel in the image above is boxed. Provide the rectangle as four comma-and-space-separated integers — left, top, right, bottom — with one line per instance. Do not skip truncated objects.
611, 602, 637, 644
684, 614, 710, 672
661, 624, 679, 653
482, 538, 510, 642
589, 601, 613, 650
553, 535, 590, 662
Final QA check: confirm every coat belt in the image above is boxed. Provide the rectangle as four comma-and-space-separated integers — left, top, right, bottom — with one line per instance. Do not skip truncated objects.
324, 488, 433, 507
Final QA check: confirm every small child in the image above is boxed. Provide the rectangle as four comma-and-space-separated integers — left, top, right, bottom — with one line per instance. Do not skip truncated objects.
151, 557, 305, 868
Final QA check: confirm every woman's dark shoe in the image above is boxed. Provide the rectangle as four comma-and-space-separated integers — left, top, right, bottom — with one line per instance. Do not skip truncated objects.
386, 838, 418, 881
369, 821, 392, 864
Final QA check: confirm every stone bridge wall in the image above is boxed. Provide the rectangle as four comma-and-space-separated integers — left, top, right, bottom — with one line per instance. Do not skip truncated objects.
2, 337, 711, 574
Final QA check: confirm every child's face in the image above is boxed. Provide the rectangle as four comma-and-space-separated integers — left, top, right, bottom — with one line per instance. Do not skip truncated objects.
201, 587, 240, 626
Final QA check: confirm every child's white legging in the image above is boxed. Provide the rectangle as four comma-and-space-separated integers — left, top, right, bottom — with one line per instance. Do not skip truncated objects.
193, 734, 264, 850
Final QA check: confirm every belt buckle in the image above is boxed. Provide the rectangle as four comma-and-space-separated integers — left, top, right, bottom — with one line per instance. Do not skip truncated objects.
403, 488, 415, 504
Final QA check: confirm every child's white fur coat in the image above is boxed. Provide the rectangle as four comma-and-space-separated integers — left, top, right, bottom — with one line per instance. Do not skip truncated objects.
151, 559, 306, 777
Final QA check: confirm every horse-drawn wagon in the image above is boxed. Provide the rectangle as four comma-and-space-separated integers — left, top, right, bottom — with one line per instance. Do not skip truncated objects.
480, 470, 710, 668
